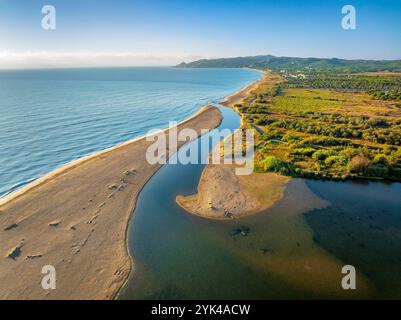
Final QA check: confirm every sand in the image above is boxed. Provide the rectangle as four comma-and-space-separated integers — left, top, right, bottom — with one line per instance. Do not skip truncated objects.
177, 70, 291, 220
0, 105, 222, 300
176, 163, 290, 220
220, 69, 268, 108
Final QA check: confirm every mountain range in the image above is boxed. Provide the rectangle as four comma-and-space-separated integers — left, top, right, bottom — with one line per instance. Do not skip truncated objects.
176, 55, 401, 72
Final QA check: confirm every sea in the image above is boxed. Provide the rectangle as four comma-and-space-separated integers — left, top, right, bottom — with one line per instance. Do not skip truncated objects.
0, 67, 261, 198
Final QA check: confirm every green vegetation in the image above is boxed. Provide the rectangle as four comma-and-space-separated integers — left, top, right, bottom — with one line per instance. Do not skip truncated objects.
287, 74, 401, 101
177, 55, 401, 73
179, 54, 401, 180
236, 72, 401, 181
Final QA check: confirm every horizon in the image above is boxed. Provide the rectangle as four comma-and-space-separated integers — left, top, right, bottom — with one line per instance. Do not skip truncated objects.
2, 0, 401, 304
1, 0, 401, 69
1, 53, 401, 72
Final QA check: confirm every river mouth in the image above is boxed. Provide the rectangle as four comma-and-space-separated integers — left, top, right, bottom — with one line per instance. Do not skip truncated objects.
119, 105, 401, 300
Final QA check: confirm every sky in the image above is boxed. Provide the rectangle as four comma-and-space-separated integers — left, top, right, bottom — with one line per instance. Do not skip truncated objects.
0, 0, 401, 69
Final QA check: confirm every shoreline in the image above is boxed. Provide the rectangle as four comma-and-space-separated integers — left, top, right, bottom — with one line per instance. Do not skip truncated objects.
116, 74, 267, 297
0, 69, 264, 204
220, 69, 267, 108
176, 69, 292, 220
176, 165, 291, 220
0, 105, 222, 300
0, 106, 214, 207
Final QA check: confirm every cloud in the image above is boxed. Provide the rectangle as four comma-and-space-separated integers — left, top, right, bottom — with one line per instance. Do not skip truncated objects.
0, 51, 206, 69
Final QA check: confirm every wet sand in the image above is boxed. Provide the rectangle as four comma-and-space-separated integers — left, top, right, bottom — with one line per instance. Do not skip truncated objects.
0, 105, 222, 300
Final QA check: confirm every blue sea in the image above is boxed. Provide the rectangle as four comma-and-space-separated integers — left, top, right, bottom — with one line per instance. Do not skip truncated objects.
0, 67, 261, 198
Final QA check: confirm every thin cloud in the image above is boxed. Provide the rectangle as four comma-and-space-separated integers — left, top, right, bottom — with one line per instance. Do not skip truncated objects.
0, 51, 207, 69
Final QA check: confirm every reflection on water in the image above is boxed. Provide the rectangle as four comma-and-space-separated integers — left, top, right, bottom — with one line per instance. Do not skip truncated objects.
119, 105, 401, 299
304, 180, 401, 299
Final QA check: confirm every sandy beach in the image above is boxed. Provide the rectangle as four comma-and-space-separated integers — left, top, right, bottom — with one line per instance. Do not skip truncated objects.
220, 69, 268, 108
0, 105, 221, 300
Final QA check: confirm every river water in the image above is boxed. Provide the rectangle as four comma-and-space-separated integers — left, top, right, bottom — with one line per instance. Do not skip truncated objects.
120, 104, 401, 299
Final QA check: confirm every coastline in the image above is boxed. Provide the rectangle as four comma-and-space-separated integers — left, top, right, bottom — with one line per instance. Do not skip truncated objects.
0, 105, 222, 300
177, 69, 292, 220
0, 105, 217, 207
176, 164, 291, 220
220, 69, 267, 108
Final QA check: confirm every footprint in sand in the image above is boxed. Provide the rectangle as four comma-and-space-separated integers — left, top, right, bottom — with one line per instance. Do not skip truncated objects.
124, 168, 137, 176
3, 223, 18, 231
7, 240, 24, 260
26, 254, 43, 260
107, 184, 118, 190
48, 220, 61, 227
86, 214, 99, 225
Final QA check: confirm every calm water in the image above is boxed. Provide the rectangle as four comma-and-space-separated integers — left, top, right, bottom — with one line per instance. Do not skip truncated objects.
0, 67, 261, 197
3, 67, 401, 299
305, 180, 401, 299
120, 105, 401, 299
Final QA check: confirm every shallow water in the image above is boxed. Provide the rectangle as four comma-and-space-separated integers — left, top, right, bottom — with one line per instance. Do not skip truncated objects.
304, 180, 401, 299
0, 67, 261, 197
120, 105, 401, 299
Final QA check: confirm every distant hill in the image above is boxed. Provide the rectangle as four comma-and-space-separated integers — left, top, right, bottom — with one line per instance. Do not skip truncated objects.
176, 55, 401, 73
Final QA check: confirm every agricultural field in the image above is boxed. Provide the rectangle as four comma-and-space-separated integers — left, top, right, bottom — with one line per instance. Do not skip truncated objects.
235, 72, 401, 181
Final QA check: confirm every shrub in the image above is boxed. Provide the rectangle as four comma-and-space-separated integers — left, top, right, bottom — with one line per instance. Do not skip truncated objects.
368, 118, 389, 128
368, 165, 389, 177
340, 147, 359, 159
372, 154, 389, 166
383, 145, 396, 155
392, 148, 401, 159
262, 156, 284, 172
389, 167, 401, 178
324, 155, 347, 166
312, 150, 336, 161
298, 136, 349, 147
282, 133, 300, 143
348, 155, 371, 174
294, 147, 316, 157
261, 156, 294, 174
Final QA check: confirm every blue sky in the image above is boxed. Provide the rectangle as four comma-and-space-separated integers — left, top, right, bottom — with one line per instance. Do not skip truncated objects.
0, 0, 400, 68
